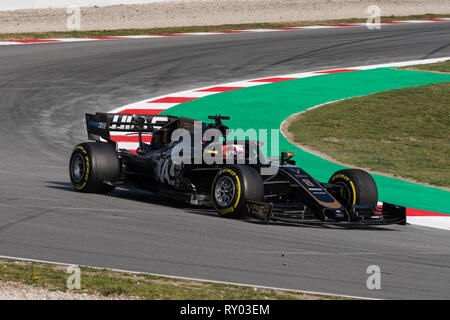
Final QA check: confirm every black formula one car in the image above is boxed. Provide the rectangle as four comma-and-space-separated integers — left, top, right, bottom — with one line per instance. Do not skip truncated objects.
69, 113, 406, 226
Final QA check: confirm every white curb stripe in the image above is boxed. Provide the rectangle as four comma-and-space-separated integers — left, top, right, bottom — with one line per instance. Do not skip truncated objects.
301, 26, 340, 29
239, 29, 284, 32
183, 32, 232, 36
47, 38, 97, 42
407, 217, 450, 230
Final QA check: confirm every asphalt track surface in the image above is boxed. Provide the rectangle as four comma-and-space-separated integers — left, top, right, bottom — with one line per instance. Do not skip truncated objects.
0, 22, 449, 299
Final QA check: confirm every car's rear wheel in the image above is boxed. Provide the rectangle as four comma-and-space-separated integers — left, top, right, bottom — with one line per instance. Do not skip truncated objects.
328, 169, 378, 210
69, 142, 120, 194
211, 165, 264, 218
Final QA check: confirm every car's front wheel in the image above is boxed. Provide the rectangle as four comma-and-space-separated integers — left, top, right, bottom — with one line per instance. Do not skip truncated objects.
328, 169, 378, 210
211, 165, 264, 218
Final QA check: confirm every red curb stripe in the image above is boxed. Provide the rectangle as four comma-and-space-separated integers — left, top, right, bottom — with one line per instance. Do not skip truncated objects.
196, 86, 245, 92
118, 109, 164, 115
250, 77, 298, 83
10, 39, 61, 43
111, 135, 152, 143
148, 97, 198, 103
407, 208, 449, 217
314, 69, 359, 74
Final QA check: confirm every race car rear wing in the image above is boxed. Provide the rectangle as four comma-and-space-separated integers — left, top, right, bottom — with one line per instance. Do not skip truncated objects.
85, 112, 173, 142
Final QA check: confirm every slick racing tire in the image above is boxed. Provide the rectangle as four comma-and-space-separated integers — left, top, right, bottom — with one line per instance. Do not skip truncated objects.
211, 165, 264, 218
328, 169, 378, 209
69, 142, 120, 194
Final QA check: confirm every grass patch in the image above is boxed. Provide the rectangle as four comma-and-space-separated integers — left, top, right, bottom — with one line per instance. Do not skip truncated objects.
401, 60, 450, 73
0, 258, 346, 300
0, 14, 448, 40
288, 63, 450, 188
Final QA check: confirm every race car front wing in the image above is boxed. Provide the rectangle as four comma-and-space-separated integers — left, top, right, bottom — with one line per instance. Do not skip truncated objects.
246, 200, 407, 226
